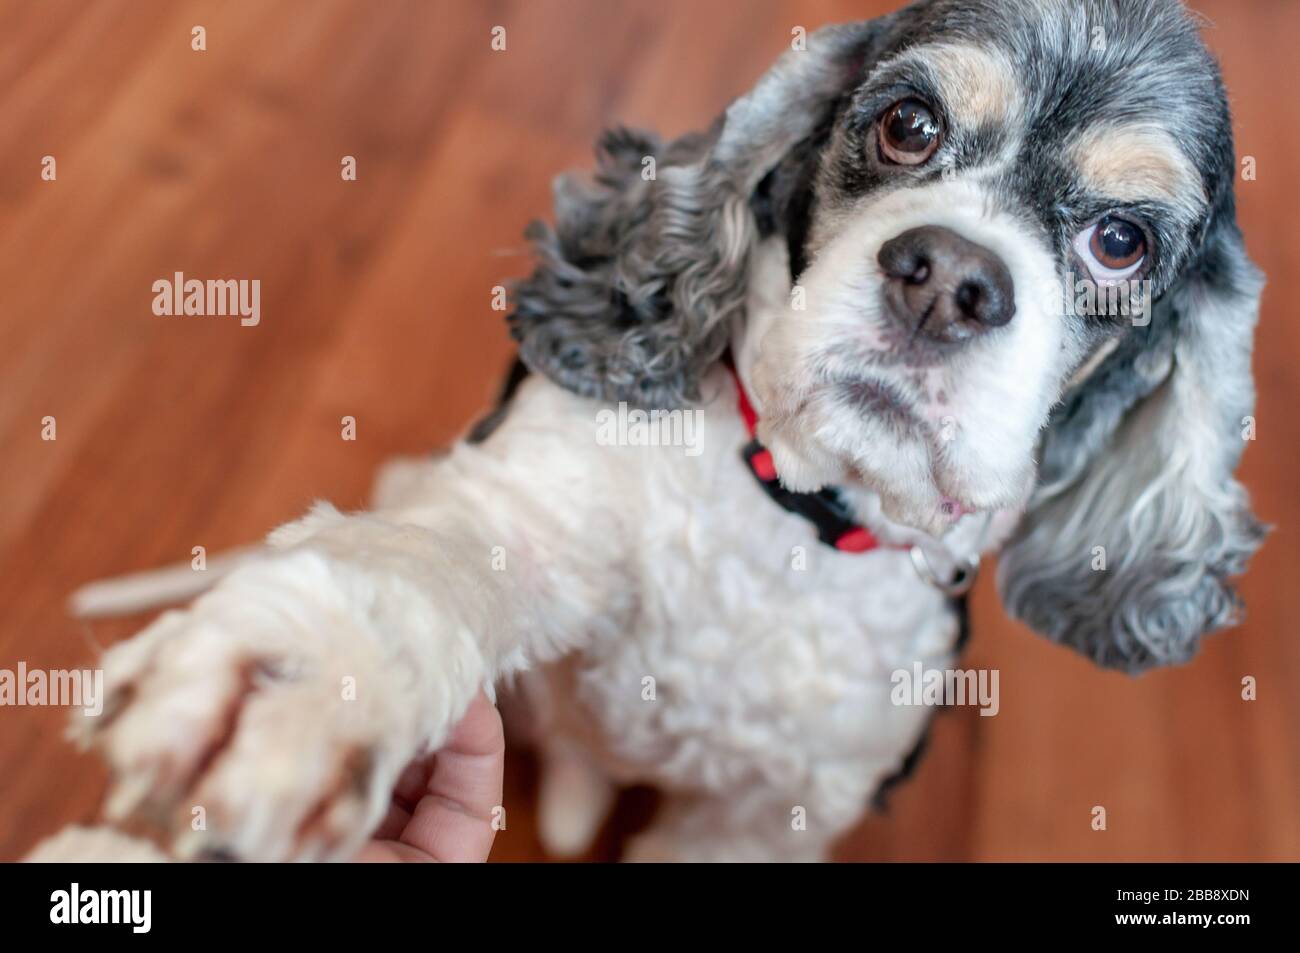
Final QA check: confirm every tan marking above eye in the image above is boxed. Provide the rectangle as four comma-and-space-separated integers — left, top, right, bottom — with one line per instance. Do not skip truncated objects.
913, 43, 1023, 127
1070, 124, 1205, 218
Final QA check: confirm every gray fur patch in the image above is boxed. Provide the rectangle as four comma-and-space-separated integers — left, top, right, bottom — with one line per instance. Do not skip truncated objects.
508, 22, 889, 407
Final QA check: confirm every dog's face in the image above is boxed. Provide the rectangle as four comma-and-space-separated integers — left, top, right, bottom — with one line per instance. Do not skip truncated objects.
511, 0, 1263, 672
748, 0, 1224, 536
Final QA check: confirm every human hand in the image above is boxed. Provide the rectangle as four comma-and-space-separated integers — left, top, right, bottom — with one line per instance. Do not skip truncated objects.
355, 691, 505, 862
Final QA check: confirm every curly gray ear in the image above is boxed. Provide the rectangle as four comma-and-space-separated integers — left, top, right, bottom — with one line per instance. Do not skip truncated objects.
508, 22, 889, 407
998, 211, 1265, 673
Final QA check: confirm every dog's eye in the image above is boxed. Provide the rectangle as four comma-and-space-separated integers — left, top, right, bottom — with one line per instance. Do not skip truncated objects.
1073, 215, 1148, 282
879, 98, 941, 165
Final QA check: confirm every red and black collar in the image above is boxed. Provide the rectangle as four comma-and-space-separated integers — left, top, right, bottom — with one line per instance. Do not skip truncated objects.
723, 356, 981, 595
725, 358, 895, 555
473, 354, 978, 595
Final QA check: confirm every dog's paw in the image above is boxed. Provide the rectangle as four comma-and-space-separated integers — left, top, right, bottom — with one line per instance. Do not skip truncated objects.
75, 553, 429, 862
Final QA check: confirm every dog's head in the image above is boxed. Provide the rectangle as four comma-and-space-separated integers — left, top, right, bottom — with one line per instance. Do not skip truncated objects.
510, 0, 1264, 672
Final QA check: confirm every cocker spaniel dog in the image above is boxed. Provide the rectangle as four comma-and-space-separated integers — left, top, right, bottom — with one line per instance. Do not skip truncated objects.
43, 0, 1262, 862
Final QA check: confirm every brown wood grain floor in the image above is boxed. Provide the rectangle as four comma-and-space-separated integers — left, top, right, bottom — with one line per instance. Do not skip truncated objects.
0, 0, 1296, 862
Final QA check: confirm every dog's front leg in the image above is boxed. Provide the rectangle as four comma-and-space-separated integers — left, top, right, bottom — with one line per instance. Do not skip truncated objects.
77, 380, 632, 861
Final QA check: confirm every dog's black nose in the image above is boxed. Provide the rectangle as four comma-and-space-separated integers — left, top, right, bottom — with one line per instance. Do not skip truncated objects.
877, 226, 1015, 341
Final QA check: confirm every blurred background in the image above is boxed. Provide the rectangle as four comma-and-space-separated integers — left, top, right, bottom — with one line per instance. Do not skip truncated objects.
0, 0, 1295, 861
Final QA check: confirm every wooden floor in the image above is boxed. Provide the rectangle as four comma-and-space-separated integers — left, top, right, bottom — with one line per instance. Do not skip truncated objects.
0, 0, 1296, 862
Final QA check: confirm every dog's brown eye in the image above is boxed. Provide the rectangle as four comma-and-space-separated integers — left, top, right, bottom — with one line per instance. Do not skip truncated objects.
1073, 215, 1149, 281
879, 98, 941, 165
1089, 216, 1146, 270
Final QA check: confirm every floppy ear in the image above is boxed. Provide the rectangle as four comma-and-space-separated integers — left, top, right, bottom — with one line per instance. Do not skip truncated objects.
998, 209, 1266, 673
507, 21, 890, 407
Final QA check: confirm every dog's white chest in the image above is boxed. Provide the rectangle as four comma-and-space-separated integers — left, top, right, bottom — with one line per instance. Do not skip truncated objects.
531, 388, 964, 799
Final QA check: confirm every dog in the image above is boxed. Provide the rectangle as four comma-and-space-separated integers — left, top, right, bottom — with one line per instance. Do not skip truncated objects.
44, 0, 1262, 862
